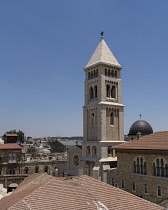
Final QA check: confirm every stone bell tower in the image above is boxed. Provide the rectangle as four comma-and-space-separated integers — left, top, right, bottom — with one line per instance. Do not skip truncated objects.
78, 32, 125, 182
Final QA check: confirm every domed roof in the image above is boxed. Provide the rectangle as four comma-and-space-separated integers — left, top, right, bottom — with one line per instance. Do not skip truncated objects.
128, 119, 153, 136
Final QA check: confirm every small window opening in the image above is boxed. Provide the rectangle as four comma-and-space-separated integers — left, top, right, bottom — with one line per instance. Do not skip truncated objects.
90, 87, 94, 99
106, 85, 110, 97
157, 186, 162, 197
111, 86, 116, 98
94, 86, 97, 98
110, 112, 114, 125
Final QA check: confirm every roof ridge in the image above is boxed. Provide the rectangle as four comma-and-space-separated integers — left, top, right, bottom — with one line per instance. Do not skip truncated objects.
13, 173, 48, 193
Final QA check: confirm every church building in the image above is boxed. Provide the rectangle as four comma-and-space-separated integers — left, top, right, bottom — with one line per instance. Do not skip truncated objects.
78, 33, 125, 182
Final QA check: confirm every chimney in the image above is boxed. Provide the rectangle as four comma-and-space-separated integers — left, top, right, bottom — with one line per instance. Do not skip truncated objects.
136, 132, 142, 140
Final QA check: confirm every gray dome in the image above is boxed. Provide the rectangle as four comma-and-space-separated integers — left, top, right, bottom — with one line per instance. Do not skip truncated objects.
128, 120, 153, 136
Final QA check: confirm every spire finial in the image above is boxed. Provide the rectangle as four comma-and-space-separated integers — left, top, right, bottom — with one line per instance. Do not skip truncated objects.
101, 31, 104, 39
139, 114, 142, 120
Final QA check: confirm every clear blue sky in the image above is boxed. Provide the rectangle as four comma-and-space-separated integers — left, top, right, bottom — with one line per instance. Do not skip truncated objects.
1, 0, 168, 137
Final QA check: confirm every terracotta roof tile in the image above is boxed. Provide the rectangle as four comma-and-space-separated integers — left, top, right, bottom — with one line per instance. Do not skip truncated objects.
0, 143, 22, 150
114, 131, 168, 151
0, 174, 164, 210
4, 134, 18, 137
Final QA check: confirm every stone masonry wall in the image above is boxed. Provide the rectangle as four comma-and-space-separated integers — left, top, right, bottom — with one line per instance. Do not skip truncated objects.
108, 150, 168, 205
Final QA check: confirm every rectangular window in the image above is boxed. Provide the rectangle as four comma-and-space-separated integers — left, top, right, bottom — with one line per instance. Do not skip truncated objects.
9, 154, 17, 162
112, 178, 115, 186
121, 180, 125, 189
157, 186, 162, 197
132, 182, 136, 192
144, 184, 148, 194
9, 154, 12, 161
13, 168, 16, 174
13, 154, 16, 160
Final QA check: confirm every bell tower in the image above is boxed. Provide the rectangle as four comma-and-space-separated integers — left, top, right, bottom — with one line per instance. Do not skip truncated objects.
79, 33, 125, 182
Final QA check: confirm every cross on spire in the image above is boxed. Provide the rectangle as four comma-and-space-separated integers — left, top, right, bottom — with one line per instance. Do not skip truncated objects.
139, 114, 142, 120
101, 31, 104, 39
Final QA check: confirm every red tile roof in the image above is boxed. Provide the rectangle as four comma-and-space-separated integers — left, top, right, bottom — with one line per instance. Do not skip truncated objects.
0, 143, 22, 150
0, 173, 164, 210
4, 134, 18, 137
114, 131, 168, 151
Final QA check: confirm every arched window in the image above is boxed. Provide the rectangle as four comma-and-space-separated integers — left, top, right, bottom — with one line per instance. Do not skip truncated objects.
94, 70, 96, 78
96, 69, 98, 77
137, 157, 140, 173
112, 70, 114, 77
73, 155, 79, 166
111, 86, 116, 98
88, 72, 91, 80
153, 157, 167, 177
9, 169, 16, 175
166, 164, 168, 177
134, 157, 146, 175
156, 158, 160, 176
105, 68, 107, 76
153, 163, 156, 176
94, 86, 97, 98
90, 87, 94, 99
110, 112, 114, 126
91, 72, 93, 79
133, 161, 136, 173
24, 167, 29, 174
92, 146, 97, 158
35, 166, 39, 173
161, 159, 164, 177
44, 166, 48, 173
91, 113, 94, 126
86, 146, 90, 156
157, 186, 162, 197
106, 85, 110, 97
144, 162, 147, 175
140, 157, 143, 174
108, 69, 110, 76
115, 71, 117, 78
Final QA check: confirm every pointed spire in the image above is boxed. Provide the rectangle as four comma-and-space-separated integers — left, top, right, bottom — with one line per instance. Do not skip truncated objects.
85, 33, 121, 68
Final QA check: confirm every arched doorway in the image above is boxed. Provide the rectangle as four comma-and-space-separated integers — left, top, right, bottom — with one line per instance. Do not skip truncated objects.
8, 183, 18, 192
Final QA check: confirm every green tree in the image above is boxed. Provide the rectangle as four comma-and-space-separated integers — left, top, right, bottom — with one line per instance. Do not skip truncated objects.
5, 129, 25, 144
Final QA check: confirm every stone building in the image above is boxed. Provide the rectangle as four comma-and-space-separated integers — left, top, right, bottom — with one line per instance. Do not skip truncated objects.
0, 143, 27, 192
78, 33, 125, 182
0, 143, 24, 176
66, 145, 82, 176
108, 131, 168, 208
21, 158, 66, 177
0, 142, 67, 192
